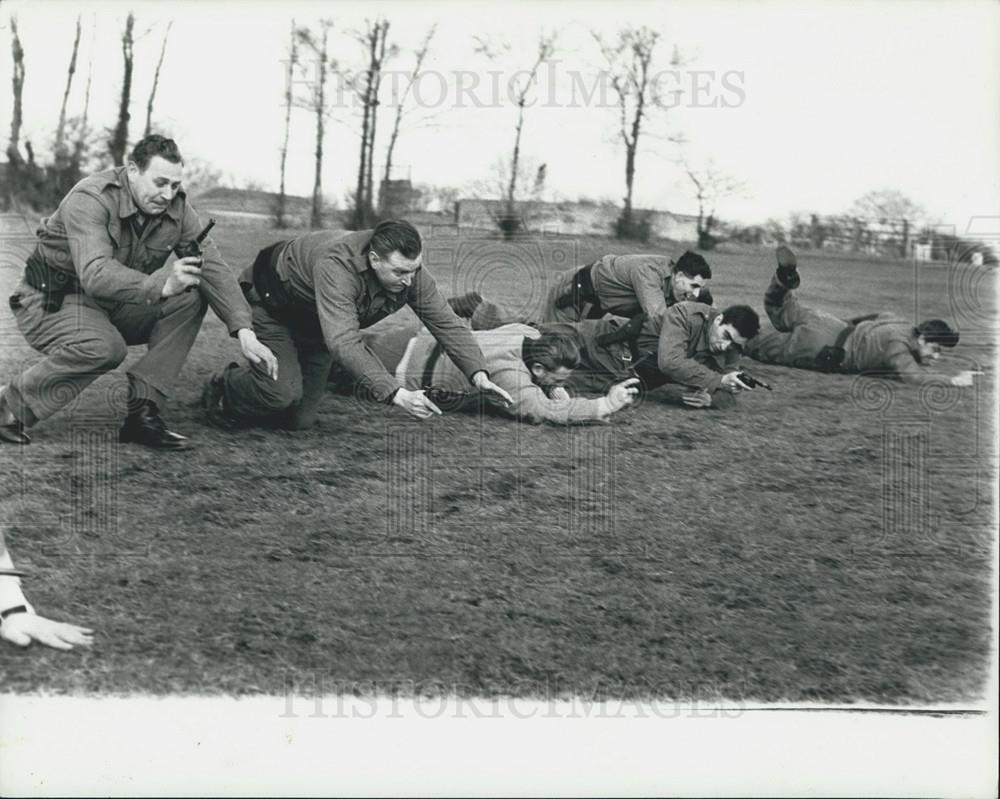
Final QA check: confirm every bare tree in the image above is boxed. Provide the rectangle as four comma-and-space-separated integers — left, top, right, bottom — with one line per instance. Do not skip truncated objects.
849, 189, 924, 224
71, 23, 96, 173
595, 27, 679, 238
54, 16, 82, 160
475, 32, 556, 237
381, 25, 435, 192
684, 160, 745, 250
275, 19, 298, 228
296, 20, 336, 229
6, 14, 25, 166
350, 18, 393, 229
144, 21, 172, 137
109, 12, 135, 166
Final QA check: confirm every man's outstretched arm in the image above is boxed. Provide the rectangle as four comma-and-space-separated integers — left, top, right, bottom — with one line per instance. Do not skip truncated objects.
1, 534, 94, 650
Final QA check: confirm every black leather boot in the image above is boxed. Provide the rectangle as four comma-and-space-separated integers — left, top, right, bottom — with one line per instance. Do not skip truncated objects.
775, 245, 800, 289
119, 400, 191, 450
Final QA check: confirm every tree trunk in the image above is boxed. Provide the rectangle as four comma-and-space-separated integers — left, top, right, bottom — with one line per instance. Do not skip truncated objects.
353, 93, 371, 229
506, 101, 526, 220
276, 20, 296, 228
357, 24, 378, 227
621, 78, 644, 233
383, 104, 402, 189
54, 16, 82, 160
144, 22, 172, 137
109, 13, 135, 166
381, 25, 434, 197
6, 16, 25, 167
621, 141, 636, 230
309, 28, 328, 230
71, 40, 94, 175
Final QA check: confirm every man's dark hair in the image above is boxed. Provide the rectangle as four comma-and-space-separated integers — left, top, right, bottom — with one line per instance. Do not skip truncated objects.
721, 304, 761, 340
673, 251, 712, 280
916, 319, 959, 348
130, 135, 183, 170
523, 329, 581, 373
370, 219, 422, 259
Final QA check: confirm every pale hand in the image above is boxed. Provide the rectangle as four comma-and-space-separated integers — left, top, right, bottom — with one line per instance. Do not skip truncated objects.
720, 372, 752, 393
549, 386, 571, 401
951, 370, 984, 388
471, 371, 513, 407
1, 611, 94, 650
393, 387, 442, 420
238, 329, 279, 380
682, 388, 714, 408
161, 256, 203, 297
605, 377, 640, 412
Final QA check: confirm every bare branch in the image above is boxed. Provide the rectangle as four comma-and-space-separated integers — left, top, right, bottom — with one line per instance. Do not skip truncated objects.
54, 16, 82, 158
144, 21, 172, 137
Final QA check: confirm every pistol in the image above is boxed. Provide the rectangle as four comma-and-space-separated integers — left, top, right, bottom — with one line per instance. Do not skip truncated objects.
178, 218, 216, 260
735, 371, 773, 391
177, 218, 215, 292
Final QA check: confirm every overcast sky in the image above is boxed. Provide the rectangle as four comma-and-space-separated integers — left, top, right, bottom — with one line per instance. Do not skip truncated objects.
2, 0, 998, 231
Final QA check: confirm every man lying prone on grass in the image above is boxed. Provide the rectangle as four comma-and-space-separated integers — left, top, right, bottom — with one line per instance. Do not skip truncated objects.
745, 246, 982, 387
451, 295, 765, 410
354, 302, 640, 424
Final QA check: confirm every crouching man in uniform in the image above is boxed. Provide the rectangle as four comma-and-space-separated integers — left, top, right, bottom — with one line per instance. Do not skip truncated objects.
540, 251, 714, 324
0, 530, 93, 650
358, 306, 640, 425
745, 246, 979, 387
0, 135, 276, 450
202, 219, 512, 428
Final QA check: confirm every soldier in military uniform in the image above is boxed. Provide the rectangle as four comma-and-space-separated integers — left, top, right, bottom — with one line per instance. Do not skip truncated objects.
0, 135, 277, 450
358, 308, 640, 425
201, 219, 512, 429
0, 530, 93, 650
745, 246, 979, 387
540, 250, 714, 324
449, 295, 761, 409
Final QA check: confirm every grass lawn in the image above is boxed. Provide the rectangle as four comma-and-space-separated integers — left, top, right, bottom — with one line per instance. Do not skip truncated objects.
0, 215, 995, 702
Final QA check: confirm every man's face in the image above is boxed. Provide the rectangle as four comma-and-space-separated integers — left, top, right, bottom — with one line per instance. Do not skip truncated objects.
915, 335, 941, 363
530, 364, 574, 390
708, 317, 748, 354
670, 270, 708, 302
127, 155, 183, 216
371, 250, 422, 293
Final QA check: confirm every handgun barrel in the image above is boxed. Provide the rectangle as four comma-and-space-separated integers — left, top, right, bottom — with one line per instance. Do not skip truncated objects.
195, 218, 216, 244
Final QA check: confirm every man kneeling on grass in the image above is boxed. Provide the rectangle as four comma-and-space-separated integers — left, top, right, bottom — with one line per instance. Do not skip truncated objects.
0, 530, 93, 650
201, 219, 512, 429
356, 305, 640, 424
745, 246, 981, 387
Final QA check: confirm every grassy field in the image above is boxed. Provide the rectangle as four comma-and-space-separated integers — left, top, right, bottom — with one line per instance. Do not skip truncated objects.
0, 214, 996, 702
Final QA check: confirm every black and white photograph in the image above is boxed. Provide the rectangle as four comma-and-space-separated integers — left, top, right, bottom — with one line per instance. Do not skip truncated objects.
0, 0, 997, 795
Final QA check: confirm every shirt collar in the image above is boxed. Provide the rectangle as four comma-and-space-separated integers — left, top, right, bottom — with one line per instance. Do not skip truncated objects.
114, 166, 184, 222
